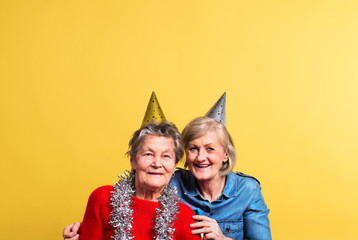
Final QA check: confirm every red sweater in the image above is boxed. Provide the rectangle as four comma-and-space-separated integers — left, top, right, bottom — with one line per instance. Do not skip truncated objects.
79, 185, 200, 240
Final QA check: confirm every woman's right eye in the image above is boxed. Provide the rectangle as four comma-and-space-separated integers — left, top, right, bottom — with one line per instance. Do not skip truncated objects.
189, 147, 198, 151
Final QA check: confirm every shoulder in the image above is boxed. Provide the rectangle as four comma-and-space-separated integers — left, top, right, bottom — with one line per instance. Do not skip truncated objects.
88, 185, 113, 202
234, 172, 261, 185
171, 168, 196, 192
227, 172, 262, 195
174, 168, 191, 177
172, 168, 194, 183
176, 202, 196, 225
178, 202, 195, 215
175, 203, 201, 239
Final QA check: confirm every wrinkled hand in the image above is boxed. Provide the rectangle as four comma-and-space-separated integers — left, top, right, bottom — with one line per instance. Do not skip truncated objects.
63, 222, 81, 240
191, 215, 231, 240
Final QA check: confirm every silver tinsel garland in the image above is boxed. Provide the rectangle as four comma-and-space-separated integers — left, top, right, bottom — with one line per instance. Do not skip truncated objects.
109, 170, 135, 240
109, 170, 180, 240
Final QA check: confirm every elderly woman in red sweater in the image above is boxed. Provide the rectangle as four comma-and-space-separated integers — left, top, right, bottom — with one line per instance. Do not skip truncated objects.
78, 121, 200, 240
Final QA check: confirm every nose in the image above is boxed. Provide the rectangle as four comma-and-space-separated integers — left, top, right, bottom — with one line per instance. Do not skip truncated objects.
151, 156, 162, 168
196, 150, 207, 161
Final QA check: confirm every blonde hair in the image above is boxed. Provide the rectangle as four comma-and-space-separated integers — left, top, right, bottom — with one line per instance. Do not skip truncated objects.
181, 116, 237, 176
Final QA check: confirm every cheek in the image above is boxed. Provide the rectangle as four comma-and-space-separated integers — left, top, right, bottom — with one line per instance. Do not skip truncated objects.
133, 159, 150, 171
186, 152, 195, 162
186, 156, 195, 165
217, 153, 227, 162
165, 161, 176, 172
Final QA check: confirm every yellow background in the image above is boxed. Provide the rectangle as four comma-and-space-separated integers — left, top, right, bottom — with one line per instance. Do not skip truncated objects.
1, 0, 358, 239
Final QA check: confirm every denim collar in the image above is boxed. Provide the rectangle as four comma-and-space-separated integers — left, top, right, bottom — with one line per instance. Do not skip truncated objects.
221, 172, 238, 198
182, 171, 238, 199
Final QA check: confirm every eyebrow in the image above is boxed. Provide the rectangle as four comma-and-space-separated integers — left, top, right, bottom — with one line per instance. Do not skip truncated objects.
188, 143, 217, 147
144, 147, 174, 154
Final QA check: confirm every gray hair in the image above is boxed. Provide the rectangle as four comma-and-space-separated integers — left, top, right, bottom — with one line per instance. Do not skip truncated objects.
127, 121, 184, 163
181, 116, 237, 176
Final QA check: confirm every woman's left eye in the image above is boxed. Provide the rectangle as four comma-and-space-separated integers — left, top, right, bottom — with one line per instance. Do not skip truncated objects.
163, 155, 171, 158
207, 147, 215, 151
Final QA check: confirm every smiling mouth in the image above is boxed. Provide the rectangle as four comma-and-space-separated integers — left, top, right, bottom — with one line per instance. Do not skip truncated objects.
195, 164, 211, 168
148, 172, 163, 175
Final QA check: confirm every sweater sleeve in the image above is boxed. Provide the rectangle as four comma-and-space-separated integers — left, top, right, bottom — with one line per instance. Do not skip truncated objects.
176, 203, 201, 240
79, 186, 113, 240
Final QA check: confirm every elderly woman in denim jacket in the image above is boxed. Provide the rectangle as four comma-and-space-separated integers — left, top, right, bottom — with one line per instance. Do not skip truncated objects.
172, 116, 271, 240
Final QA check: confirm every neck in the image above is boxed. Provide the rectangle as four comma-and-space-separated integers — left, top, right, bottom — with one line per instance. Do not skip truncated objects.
134, 182, 163, 202
196, 175, 227, 202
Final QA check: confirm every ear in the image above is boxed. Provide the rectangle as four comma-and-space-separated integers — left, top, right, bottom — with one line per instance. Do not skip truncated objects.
223, 153, 229, 163
130, 156, 136, 170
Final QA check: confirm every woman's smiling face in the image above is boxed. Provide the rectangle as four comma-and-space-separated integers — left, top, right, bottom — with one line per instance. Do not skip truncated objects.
186, 130, 228, 182
131, 135, 176, 194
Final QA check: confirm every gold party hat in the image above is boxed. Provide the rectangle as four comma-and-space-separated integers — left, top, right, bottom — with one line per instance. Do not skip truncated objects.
141, 92, 166, 127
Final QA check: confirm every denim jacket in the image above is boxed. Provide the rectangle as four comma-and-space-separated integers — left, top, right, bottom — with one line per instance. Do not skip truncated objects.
170, 168, 272, 240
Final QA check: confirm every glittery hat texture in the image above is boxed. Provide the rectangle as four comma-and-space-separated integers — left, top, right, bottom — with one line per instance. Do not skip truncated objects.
141, 92, 166, 127
205, 92, 226, 126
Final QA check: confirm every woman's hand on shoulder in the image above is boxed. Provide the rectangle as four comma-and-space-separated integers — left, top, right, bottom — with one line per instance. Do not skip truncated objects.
63, 222, 81, 240
190, 215, 232, 240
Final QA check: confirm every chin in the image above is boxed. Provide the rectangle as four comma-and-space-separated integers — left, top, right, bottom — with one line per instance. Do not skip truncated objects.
194, 171, 216, 180
192, 173, 209, 180
147, 180, 167, 188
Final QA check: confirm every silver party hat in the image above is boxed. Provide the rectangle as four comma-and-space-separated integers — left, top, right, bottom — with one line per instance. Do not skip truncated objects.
205, 92, 226, 125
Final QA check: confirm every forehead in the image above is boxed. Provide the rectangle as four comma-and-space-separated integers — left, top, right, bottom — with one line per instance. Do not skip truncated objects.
140, 135, 174, 150
190, 129, 225, 145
